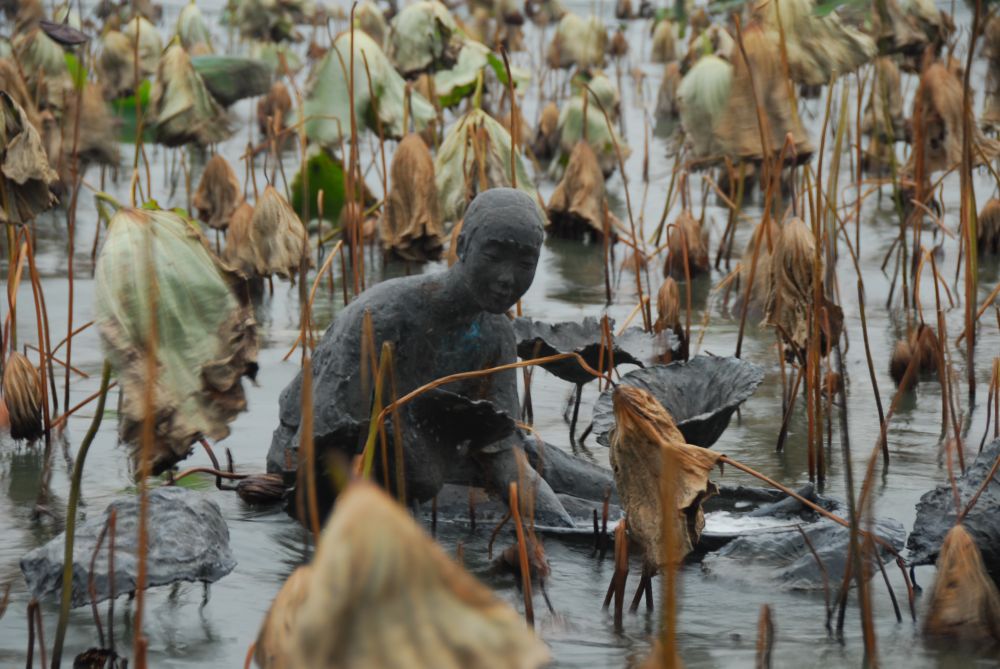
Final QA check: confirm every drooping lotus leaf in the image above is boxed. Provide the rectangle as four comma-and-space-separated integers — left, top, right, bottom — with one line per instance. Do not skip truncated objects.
250, 40, 303, 76
59, 82, 120, 167
122, 15, 163, 80
96, 30, 136, 99
244, 185, 309, 279
677, 54, 732, 162
546, 13, 606, 69
556, 75, 630, 177
298, 31, 435, 147
177, 0, 214, 54
434, 108, 536, 223
94, 207, 258, 476
193, 154, 243, 230
233, 0, 309, 43
433, 42, 530, 108
0, 91, 59, 224
12, 28, 68, 100
150, 42, 232, 147
592, 356, 764, 448
3, 351, 43, 442
381, 133, 444, 261
387, 1, 460, 76
191, 55, 273, 107
355, 0, 387, 45
254, 482, 549, 669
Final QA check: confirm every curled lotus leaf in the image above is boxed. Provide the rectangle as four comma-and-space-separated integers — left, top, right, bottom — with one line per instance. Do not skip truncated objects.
0, 91, 59, 224
434, 108, 536, 222
176, 1, 213, 54
150, 43, 231, 147
94, 206, 258, 476
592, 356, 764, 448
298, 30, 435, 146
387, 1, 460, 76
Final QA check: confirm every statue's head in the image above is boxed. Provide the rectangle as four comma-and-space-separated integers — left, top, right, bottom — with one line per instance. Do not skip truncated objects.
454, 188, 545, 314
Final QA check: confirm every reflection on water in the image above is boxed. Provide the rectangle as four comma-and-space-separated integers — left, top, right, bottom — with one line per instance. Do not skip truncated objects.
0, 0, 998, 667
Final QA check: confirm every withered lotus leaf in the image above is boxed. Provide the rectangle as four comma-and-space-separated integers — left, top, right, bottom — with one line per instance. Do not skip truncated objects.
94, 207, 258, 476
609, 385, 720, 568
150, 42, 231, 147
381, 133, 445, 261
2, 352, 43, 442
0, 91, 59, 225
222, 201, 256, 277
247, 186, 309, 279
193, 154, 243, 230
764, 218, 816, 354
664, 210, 710, 279
923, 525, 1000, 642
255, 482, 550, 669
547, 140, 615, 239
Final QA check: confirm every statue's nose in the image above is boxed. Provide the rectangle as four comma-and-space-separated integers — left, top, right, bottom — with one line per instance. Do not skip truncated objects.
495, 269, 514, 291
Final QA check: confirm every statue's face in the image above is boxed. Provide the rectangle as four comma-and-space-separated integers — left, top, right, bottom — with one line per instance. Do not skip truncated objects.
461, 236, 540, 314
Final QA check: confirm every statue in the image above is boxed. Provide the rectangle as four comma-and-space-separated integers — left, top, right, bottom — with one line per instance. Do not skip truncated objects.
269, 188, 592, 526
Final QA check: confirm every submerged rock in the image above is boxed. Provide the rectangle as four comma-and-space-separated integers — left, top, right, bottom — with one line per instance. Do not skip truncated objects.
701, 514, 906, 591
21, 487, 236, 608
592, 355, 764, 448
908, 439, 1000, 578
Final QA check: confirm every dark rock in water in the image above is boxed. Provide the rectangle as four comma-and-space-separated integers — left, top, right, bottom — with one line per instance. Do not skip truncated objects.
701, 516, 906, 591
908, 439, 1000, 576
21, 487, 236, 608
592, 355, 764, 447
513, 316, 677, 386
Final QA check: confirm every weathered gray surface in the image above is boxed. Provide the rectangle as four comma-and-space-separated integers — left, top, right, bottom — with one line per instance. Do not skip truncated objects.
592, 355, 764, 448
908, 438, 1000, 575
21, 487, 236, 608
513, 316, 677, 386
701, 516, 906, 591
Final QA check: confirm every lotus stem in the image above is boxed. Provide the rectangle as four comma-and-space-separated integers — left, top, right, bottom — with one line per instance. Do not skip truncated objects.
509, 482, 534, 627
52, 360, 112, 668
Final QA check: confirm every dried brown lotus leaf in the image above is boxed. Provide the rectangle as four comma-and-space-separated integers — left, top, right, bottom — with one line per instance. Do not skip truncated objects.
547, 140, 614, 239
655, 277, 681, 333
255, 482, 550, 669
0, 91, 58, 224
248, 186, 309, 279
978, 198, 1000, 255
906, 62, 1000, 176
256, 81, 292, 136
609, 386, 720, 568
194, 154, 243, 230
764, 217, 815, 354
2, 352, 43, 442
923, 525, 1000, 642
664, 209, 709, 279
150, 43, 231, 147
223, 201, 256, 277
381, 133, 444, 261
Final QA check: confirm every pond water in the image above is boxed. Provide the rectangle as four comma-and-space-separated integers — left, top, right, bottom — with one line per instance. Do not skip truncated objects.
1, 0, 999, 666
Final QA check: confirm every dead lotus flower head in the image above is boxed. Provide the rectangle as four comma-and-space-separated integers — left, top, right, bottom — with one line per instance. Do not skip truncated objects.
381, 133, 444, 261
2, 352, 43, 442
94, 207, 258, 476
923, 525, 1000, 643
248, 186, 309, 279
609, 385, 720, 569
664, 209, 709, 279
96, 30, 136, 99
0, 91, 59, 225
547, 140, 618, 240
977, 198, 1000, 256
254, 481, 550, 669
656, 61, 682, 119
193, 154, 244, 230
